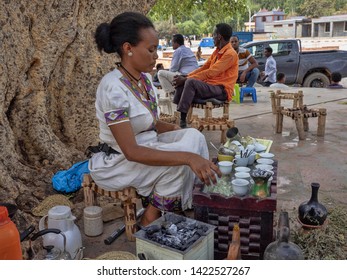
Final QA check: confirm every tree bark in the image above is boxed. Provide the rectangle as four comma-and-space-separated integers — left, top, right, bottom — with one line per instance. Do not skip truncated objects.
0, 0, 156, 255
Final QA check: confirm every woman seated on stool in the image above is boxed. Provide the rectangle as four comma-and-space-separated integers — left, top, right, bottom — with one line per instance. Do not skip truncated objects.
90, 12, 221, 226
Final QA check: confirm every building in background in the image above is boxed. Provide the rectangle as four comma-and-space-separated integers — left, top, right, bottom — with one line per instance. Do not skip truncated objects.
264, 14, 347, 39
253, 8, 285, 33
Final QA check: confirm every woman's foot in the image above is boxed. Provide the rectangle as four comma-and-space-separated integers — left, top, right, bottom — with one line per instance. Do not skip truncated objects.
140, 204, 161, 226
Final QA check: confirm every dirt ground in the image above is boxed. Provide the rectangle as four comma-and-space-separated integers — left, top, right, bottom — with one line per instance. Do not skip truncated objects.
76, 83, 347, 260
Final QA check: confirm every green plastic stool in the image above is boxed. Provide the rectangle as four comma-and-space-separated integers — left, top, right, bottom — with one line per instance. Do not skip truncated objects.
233, 84, 241, 104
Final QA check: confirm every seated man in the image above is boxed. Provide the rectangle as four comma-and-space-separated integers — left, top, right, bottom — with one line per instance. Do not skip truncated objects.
230, 36, 259, 87
152, 63, 164, 88
269, 72, 289, 89
327, 72, 345, 89
173, 23, 238, 128
158, 34, 198, 96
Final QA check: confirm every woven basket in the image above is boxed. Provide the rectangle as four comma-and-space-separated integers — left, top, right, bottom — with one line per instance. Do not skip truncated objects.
95, 251, 137, 260
32, 194, 73, 217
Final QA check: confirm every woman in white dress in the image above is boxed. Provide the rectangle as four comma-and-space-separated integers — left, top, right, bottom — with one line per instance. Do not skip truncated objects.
90, 12, 221, 226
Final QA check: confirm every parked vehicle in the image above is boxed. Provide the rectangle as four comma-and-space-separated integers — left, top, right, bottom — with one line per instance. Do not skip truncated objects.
242, 39, 347, 87
199, 37, 214, 48
157, 44, 167, 51
233, 31, 253, 44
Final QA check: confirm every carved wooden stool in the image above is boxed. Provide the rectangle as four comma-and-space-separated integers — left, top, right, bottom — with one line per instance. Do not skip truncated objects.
275, 106, 327, 140
187, 100, 230, 124
82, 174, 139, 241
191, 115, 235, 143
270, 90, 304, 114
159, 112, 180, 125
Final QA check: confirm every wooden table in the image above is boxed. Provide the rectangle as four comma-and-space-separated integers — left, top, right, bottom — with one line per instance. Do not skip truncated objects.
193, 162, 277, 260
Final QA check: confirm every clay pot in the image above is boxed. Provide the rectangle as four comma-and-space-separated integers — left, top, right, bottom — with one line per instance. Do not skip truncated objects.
298, 182, 327, 227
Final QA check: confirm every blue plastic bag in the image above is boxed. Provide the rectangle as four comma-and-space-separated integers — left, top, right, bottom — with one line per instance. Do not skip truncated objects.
52, 159, 90, 193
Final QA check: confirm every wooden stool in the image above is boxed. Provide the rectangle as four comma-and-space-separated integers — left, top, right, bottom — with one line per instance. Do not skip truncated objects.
159, 112, 180, 125
191, 115, 235, 143
275, 106, 327, 140
187, 100, 230, 124
82, 174, 139, 241
270, 90, 304, 114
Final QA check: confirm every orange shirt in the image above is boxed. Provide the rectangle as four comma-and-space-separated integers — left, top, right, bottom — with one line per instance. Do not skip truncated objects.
188, 43, 238, 101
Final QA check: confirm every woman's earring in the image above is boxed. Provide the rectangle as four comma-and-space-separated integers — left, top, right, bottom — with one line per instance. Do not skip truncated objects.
128, 52, 133, 57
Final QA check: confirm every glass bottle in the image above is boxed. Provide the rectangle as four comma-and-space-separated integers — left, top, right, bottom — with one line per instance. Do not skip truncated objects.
298, 182, 328, 227
264, 211, 304, 260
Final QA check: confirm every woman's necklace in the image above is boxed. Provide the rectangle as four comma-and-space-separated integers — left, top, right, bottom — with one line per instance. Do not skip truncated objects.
119, 64, 142, 88
119, 64, 149, 100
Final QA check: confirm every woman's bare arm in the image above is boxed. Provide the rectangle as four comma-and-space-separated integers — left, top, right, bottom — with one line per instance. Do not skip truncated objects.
110, 122, 221, 184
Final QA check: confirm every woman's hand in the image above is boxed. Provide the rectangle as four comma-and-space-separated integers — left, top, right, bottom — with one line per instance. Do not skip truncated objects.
188, 154, 222, 186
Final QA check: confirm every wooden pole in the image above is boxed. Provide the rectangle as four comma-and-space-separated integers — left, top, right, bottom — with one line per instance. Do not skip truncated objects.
123, 197, 137, 242
317, 108, 327, 136
295, 111, 306, 140
303, 116, 309, 131
298, 90, 304, 108
276, 106, 284, 133
270, 91, 276, 114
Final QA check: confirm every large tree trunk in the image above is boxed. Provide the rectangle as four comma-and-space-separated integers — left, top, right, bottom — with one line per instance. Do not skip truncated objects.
0, 0, 156, 255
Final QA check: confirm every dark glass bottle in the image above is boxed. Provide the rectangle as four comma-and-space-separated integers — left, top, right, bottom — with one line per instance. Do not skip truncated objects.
264, 211, 304, 260
298, 182, 328, 227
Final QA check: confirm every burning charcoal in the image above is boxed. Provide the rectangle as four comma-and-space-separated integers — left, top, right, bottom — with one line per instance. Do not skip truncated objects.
185, 220, 197, 230
144, 224, 161, 235
175, 222, 185, 230
161, 221, 172, 230
140, 213, 211, 252
165, 212, 185, 224
167, 224, 177, 235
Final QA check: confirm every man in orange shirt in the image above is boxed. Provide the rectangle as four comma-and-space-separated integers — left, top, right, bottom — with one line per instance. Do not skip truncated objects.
173, 23, 238, 128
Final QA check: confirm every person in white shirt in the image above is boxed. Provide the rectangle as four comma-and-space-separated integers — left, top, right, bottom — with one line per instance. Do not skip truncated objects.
260, 47, 277, 87
158, 34, 198, 96
270, 72, 289, 89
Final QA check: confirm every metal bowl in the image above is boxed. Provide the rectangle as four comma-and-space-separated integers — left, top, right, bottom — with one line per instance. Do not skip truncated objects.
0, 203, 18, 219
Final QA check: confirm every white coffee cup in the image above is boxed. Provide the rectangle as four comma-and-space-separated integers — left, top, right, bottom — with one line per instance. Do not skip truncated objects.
235, 172, 251, 181
231, 179, 249, 196
218, 161, 233, 175
255, 164, 274, 171
256, 158, 274, 165
235, 166, 251, 173
233, 155, 248, 167
259, 152, 275, 159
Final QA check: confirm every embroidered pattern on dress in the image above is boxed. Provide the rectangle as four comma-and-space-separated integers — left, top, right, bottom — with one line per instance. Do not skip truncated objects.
104, 108, 129, 126
140, 192, 182, 212
120, 74, 159, 131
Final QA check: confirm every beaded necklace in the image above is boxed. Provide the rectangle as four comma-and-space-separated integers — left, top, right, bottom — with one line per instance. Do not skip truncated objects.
119, 64, 142, 88
118, 64, 149, 100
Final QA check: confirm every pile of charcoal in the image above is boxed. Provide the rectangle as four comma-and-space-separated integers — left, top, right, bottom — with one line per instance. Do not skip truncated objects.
143, 213, 209, 251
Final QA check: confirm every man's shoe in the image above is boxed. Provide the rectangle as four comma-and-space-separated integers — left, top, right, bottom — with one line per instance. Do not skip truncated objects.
180, 120, 187, 128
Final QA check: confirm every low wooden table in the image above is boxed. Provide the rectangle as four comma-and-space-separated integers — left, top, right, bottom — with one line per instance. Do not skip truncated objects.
193, 162, 277, 260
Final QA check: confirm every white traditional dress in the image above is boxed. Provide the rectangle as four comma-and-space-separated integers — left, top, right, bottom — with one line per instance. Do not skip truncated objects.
89, 67, 209, 211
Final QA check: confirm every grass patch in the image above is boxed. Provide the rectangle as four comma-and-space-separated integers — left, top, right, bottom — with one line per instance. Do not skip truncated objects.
288, 205, 347, 260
